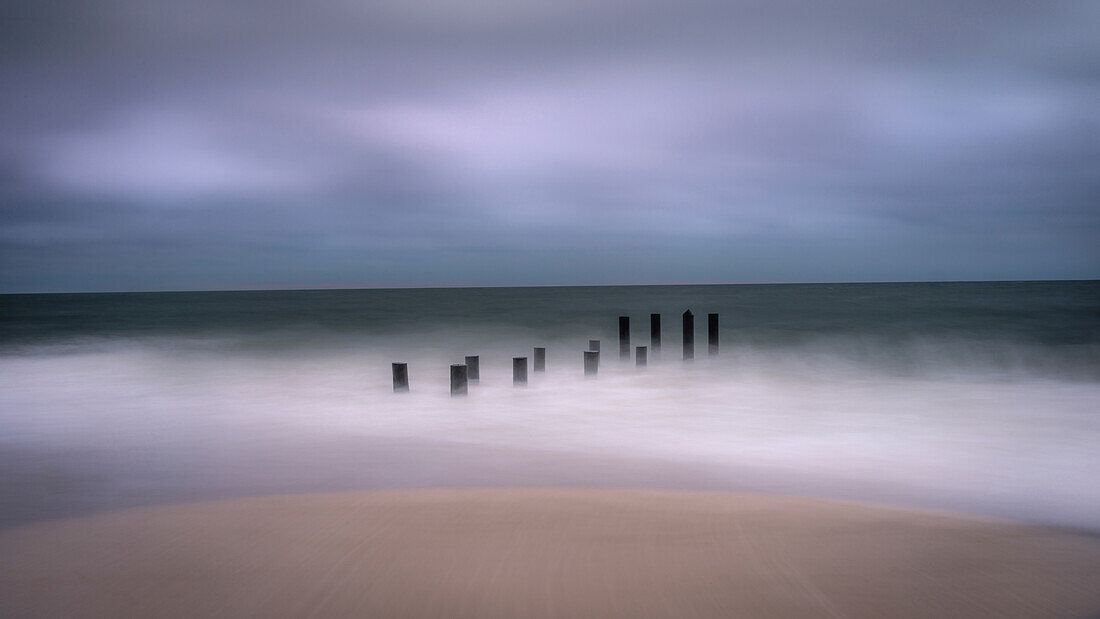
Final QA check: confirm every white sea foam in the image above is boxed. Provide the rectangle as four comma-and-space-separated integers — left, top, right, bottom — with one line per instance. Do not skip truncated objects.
1, 336, 1098, 529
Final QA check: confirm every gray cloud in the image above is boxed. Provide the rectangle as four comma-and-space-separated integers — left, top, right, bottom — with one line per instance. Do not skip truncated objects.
1, 0, 1098, 291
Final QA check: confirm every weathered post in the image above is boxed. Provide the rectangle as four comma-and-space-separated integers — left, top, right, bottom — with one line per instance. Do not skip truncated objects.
708, 313, 719, 356
392, 362, 409, 392
513, 357, 528, 385
589, 339, 600, 352
584, 350, 599, 377
683, 310, 694, 360
636, 345, 647, 367
465, 355, 480, 383
533, 347, 546, 372
619, 316, 630, 360
450, 364, 468, 396
650, 313, 661, 355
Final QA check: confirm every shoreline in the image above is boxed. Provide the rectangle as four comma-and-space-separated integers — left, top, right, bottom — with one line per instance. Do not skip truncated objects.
2, 488, 1099, 618
4, 434, 1099, 534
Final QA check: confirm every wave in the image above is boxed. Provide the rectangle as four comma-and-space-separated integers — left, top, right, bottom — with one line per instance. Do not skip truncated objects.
1, 334, 1098, 529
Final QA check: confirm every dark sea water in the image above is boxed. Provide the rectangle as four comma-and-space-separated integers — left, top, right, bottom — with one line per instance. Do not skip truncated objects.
1, 281, 1098, 529
3, 281, 1098, 346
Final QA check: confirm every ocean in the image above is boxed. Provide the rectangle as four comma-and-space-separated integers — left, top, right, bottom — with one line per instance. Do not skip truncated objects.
1, 281, 1098, 529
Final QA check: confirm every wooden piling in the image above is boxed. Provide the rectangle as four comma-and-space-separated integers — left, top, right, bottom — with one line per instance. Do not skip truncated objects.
636, 345, 647, 367
533, 347, 546, 372
584, 350, 599, 377
450, 364, 467, 396
589, 339, 600, 352
464, 355, 480, 383
650, 313, 661, 355
708, 313, 719, 356
513, 357, 528, 385
619, 316, 630, 360
683, 310, 694, 360
392, 362, 409, 392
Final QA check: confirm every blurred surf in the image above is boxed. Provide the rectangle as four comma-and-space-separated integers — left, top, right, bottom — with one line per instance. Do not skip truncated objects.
1, 281, 1098, 528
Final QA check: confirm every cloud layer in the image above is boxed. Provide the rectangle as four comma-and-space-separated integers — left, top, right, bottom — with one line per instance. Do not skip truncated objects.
2, 0, 1098, 291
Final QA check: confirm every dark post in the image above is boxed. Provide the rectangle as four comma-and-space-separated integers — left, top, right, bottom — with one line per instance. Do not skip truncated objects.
392, 362, 409, 392
464, 355, 480, 383
589, 339, 600, 352
584, 350, 599, 377
650, 313, 661, 355
533, 347, 546, 372
513, 357, 528, 385
450, 364, 467, 396
708, 313, 719, 356
683, 310, 694, 360
636, 345, 647, 367
619, 316, 630, 360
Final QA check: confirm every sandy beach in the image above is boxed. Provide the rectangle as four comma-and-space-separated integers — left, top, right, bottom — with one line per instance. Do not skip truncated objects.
2, 488, 1098, 618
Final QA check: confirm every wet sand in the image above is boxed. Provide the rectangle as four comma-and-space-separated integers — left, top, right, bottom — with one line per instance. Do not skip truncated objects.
2, 488, 1099, 618
5, 432, 1079, 531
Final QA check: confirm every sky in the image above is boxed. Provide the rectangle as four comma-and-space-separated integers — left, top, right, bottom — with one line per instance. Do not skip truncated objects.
1, 0, 1098, 292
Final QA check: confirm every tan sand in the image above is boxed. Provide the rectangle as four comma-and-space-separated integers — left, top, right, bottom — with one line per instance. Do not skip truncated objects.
1, 489, 1098, 618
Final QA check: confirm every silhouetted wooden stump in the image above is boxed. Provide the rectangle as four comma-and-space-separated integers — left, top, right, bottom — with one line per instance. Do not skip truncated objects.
708, 313, 719, 356
513, 357, 528, 386
464, 355, 479, 383
450, 364, 467, 396
650, 313, 661, 356
584, 350, 599, 377
619, 316, 630, 359
683, 310, 694, 361
392, 362, 409, 392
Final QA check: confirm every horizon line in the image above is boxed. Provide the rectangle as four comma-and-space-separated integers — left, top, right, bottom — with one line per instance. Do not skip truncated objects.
2, 277, 1097, 296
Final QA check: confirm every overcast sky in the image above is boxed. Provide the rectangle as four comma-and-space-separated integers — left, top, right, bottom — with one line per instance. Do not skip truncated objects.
1, 0, 1098, 292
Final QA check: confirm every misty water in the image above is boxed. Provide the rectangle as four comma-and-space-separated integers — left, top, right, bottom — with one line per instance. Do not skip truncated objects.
2, 281, 1098, 530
